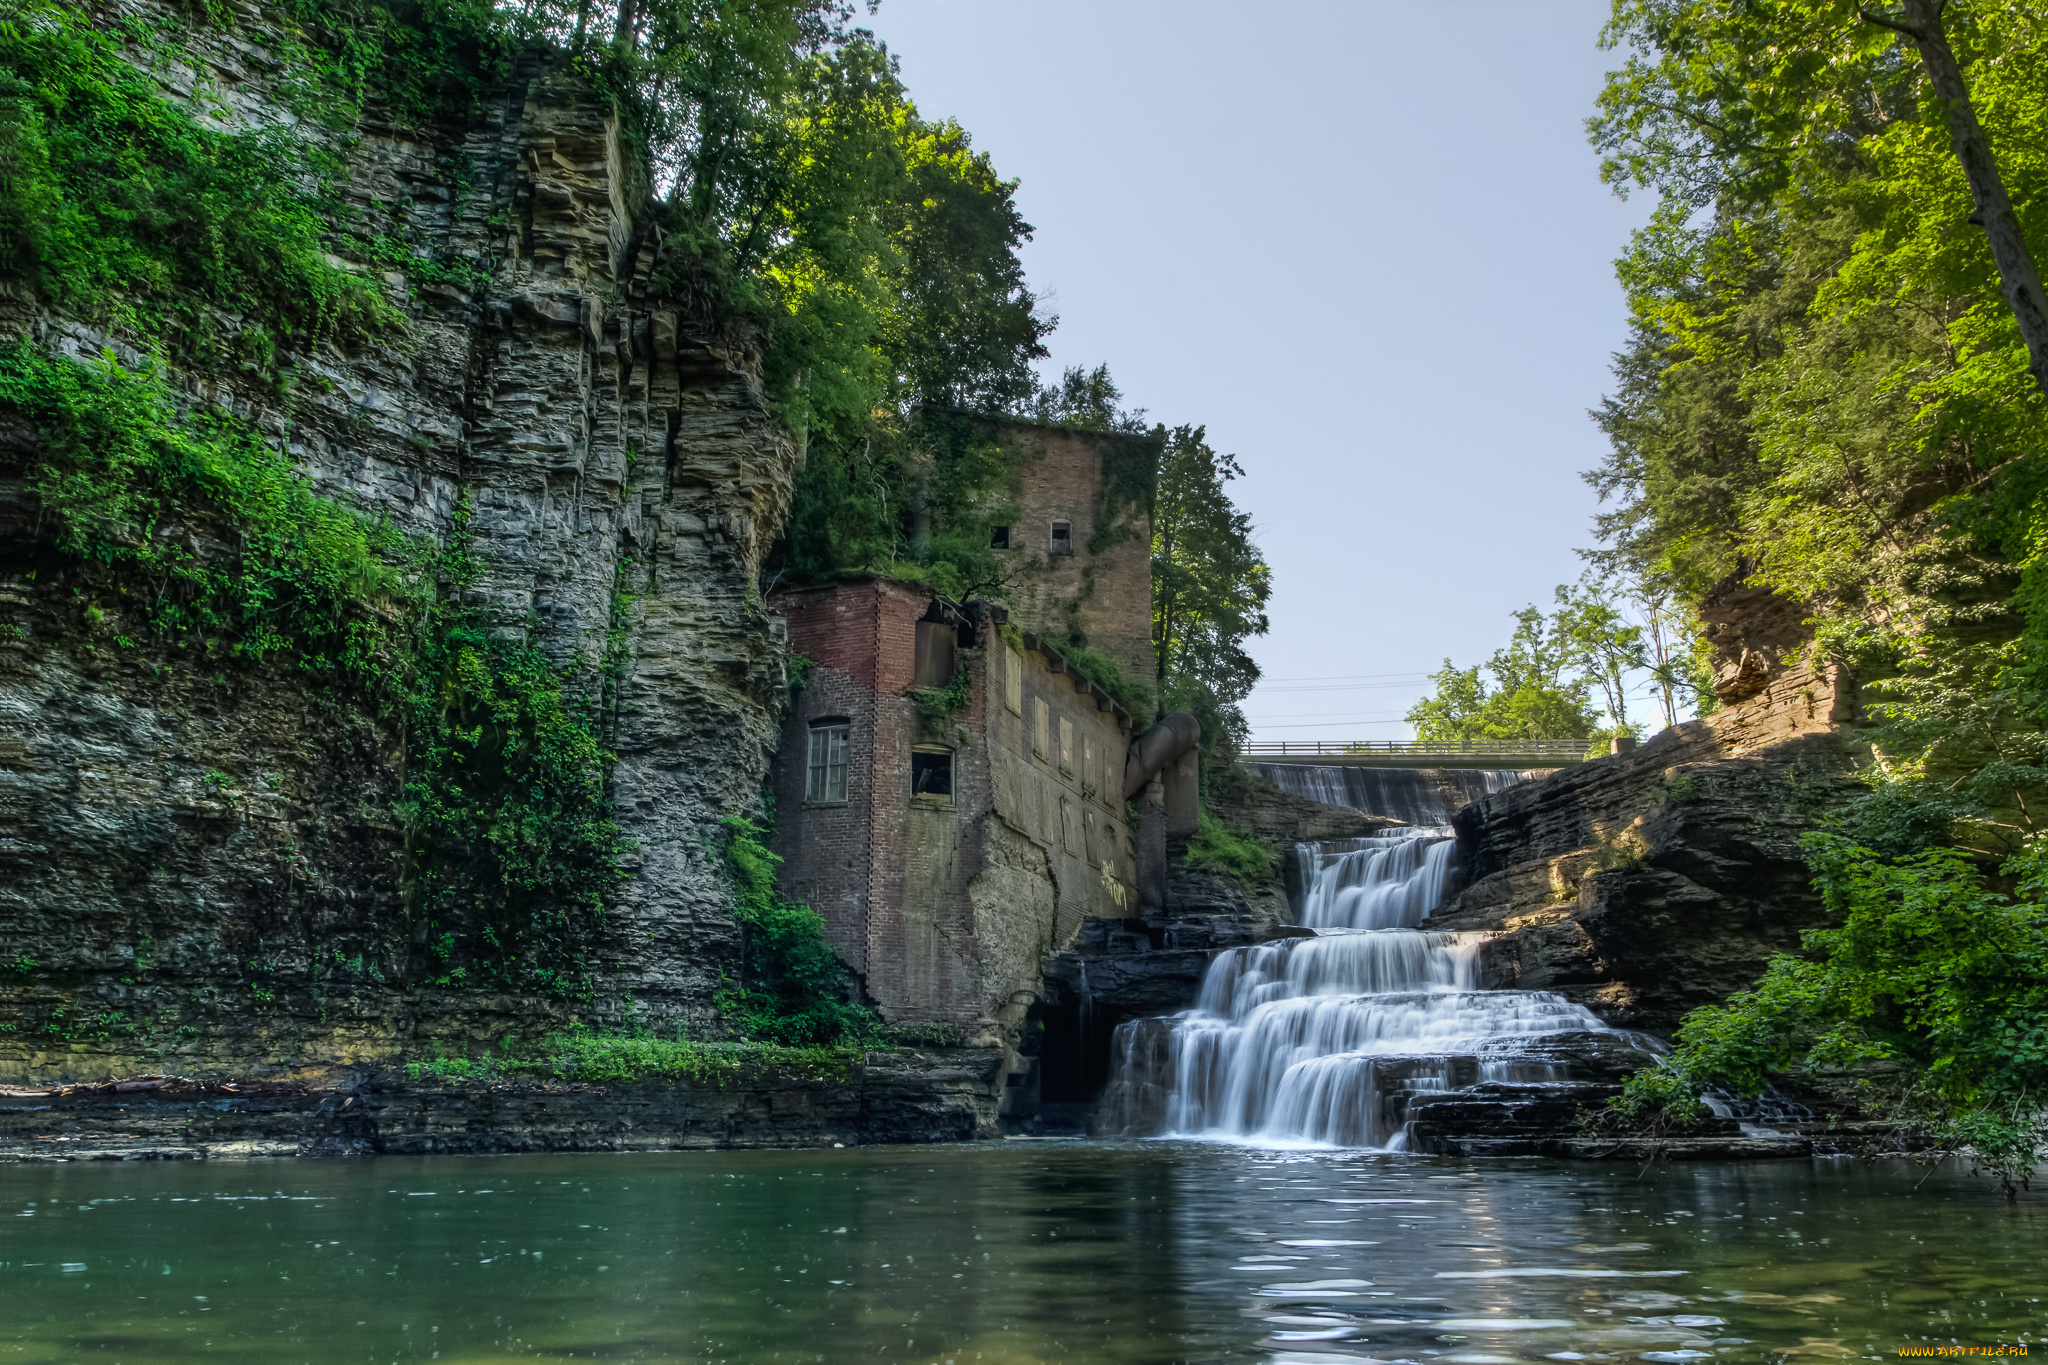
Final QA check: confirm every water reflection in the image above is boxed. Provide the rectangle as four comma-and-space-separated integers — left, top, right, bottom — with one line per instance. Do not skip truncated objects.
0, 1145, 2042, 1363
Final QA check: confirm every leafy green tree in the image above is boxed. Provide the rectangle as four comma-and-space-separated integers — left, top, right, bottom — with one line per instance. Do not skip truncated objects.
1027, 362, 1148, 432
1592, 0, 2048, 399
1151, 425, 1271, 753
1587, 0, 2048, 1184
1406, 602, 1600, 745
1553, 576, 1647, 733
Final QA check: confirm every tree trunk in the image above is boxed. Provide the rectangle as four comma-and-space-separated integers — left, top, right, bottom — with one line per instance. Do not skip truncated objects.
1888, 0, 2048, 402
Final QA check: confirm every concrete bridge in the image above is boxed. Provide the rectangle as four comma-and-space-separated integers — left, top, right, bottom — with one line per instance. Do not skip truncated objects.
1241, 739, 1588, 770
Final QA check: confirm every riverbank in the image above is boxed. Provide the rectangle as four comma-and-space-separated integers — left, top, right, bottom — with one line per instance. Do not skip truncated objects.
0, 1048, 1004, 1161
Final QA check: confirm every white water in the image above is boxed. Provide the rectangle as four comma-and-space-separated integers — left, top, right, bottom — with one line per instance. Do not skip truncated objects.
1099, 824, 1639, 1149
1296, 829, 1456, 930
1256, 765, 1530, 826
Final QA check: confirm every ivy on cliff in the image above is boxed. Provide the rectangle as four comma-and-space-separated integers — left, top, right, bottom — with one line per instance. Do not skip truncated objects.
0, 341, 425, 681
717, 812, 879, 1046
396, 500, 630, 997
3, 337, 630, 995
0, 3, 397, 360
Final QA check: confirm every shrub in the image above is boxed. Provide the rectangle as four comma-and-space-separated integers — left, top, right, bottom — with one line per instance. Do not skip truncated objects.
1182, 810, 1274, 885
717, 814, 881, 1046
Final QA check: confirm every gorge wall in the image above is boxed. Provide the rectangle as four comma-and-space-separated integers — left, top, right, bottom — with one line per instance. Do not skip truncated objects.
1, 6, 800, 1081
1431, 576, 1864, 1031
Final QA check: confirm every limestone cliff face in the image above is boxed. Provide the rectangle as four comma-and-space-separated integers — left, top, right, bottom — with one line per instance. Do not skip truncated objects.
1432, 578, 1863, 1032
0, 10, 797, 1079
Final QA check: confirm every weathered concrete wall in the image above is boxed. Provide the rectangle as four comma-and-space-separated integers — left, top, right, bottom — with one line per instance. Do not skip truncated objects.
0, 6, 796, 1080
987, 635, 1137, 936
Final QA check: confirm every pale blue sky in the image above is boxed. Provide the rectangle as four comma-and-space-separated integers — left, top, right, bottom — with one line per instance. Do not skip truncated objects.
863, 0, 1654, 739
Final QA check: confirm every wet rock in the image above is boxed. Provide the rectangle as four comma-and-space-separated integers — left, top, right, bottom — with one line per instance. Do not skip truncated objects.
0, 1051, 1003, 1160
1432, 726, 1861, 1031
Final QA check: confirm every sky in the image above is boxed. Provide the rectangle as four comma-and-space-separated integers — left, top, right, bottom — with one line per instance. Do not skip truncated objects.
861, 0, 1655, 742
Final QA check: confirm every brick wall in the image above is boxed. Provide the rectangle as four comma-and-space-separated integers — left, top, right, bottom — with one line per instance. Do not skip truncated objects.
992, 422, 1156, 690
769, 578, 1136, 1039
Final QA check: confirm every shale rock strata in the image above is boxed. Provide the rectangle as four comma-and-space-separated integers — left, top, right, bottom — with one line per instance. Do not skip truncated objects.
1, 8, 796, 1080
1433, 576, 1865, 1034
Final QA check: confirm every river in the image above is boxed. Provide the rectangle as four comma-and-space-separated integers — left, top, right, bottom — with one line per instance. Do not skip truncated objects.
2, 1144, 2040, 1363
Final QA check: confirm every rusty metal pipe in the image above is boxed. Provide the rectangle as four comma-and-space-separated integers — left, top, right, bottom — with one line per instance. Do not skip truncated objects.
1123, 712, 1202, 800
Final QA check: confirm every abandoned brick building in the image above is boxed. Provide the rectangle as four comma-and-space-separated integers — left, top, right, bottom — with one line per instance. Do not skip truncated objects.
766, 419, 1164, 1061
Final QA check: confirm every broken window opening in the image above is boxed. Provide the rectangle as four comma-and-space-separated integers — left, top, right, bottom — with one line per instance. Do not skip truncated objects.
911, 747, 954, 803
990, 525, 1011, 549
914, 621, 957, 690
1049, 519, 1073, 555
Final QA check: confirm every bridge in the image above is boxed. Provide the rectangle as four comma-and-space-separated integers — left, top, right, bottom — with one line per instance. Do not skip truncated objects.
1240, 739, 1589, 770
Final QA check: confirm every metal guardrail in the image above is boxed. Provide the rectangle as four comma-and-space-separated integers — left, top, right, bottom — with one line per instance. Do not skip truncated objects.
1243, 739, 1588, 757
1241, 739, 1588, 768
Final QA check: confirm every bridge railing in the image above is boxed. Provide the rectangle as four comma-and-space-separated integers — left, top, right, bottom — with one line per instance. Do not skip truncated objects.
1241, 739, 1589, 760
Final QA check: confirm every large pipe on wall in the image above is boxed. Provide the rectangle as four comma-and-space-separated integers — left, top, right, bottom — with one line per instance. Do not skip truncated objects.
1123, 713, 1202, 800
1125, 713, 1203, 917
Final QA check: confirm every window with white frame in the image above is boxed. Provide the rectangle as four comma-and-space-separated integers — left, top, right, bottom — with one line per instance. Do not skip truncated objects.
805, 720, 850, 804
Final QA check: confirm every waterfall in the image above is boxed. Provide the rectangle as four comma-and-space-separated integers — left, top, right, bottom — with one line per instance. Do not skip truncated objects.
1256, 765, 1529, 825
1295, 830, 1456, 929
1098, 825, 1638, 1149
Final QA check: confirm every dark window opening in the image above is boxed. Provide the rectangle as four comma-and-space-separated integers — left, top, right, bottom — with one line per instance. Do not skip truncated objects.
911, 748, 954, 801
913, 621, 957, 689
990, 525, 1011, 549
1050, 519, 1073, 555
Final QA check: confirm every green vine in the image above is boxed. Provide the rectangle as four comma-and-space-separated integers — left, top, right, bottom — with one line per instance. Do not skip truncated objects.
911, 652, 975, 736
1086, 427, 1164, 555
395, 496, 628, 996
0, 3, 400, 361
717, 812, 880, 1046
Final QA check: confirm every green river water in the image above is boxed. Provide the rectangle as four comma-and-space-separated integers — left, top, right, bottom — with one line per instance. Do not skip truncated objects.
0, 1144, 2040, 1364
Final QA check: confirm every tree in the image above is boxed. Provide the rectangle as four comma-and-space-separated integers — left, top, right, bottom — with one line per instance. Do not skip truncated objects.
1026, 362, 1148, 432
1593, 0, 2048, 400
1150, 425, 1271, 753
1553, 575, 1647, 733
1587, 0, 2048, 1181
1406, 603, 1600, 745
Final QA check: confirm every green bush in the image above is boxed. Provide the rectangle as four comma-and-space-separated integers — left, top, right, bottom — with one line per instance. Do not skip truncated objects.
1589, 1064, 1711, 1138
717, 814, 881, 1047
1182, 810, 1274, 885
403, 1022, 859, 1088
1625, 831, 2048, 1195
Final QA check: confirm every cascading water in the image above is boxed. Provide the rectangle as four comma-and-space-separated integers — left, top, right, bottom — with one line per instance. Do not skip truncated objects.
1295, 829, 1457, 929
1256, 764, 1531, 827
1098, 823, 1649, 1149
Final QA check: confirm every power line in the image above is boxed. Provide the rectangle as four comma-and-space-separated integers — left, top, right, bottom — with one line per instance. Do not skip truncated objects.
1254, 680, 1433, 694
1249, 719, 1412, 730
1244, 709, 1409, 722
1255, 670, 1431, 683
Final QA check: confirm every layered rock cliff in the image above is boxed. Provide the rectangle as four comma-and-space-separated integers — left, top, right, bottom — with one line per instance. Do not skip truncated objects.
1431, 575, 1864, 1032
1, 8, 797, 1080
